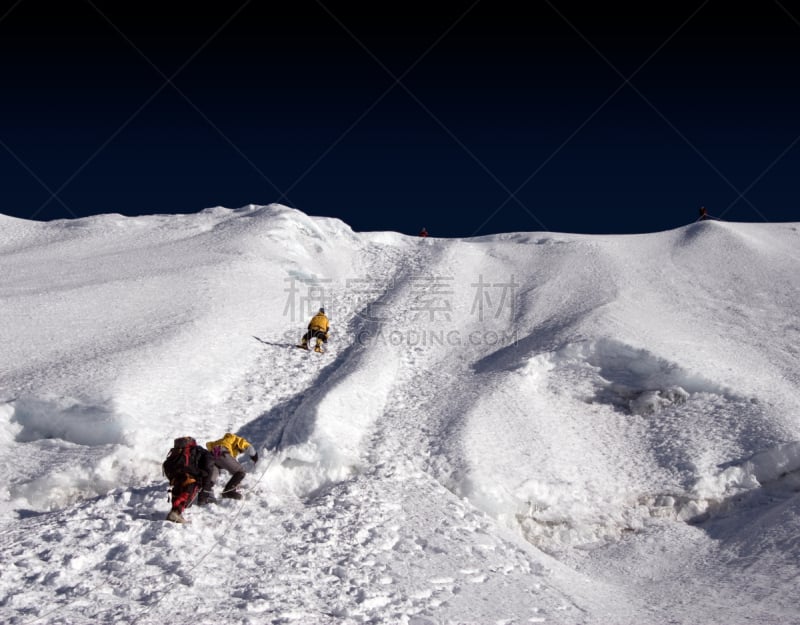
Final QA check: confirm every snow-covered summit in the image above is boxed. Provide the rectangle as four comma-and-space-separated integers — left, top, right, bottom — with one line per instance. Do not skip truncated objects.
1, 205, 799, 624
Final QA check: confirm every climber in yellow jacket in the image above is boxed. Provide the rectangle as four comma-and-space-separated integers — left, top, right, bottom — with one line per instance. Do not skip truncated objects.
205, 432, 258, 500
299, 307, 330, 352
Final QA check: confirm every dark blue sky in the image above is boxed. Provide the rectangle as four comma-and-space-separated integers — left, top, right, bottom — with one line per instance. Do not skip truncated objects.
2, 2, 800, 237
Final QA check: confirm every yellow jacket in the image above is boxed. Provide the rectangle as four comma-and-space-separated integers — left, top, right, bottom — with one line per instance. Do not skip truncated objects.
206, 432, 253, 458
308, 312, 329, 333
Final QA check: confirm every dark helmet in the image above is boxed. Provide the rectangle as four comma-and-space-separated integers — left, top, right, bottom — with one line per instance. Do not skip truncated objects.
319, 307, 325, 314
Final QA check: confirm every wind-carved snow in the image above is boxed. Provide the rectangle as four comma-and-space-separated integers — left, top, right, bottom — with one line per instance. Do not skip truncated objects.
1, 205, 799, 625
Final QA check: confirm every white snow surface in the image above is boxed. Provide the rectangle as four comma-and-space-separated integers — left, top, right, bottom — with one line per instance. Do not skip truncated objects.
1, 204, 799, 625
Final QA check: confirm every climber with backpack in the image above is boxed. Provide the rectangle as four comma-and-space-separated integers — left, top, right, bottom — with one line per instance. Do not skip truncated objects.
162, 436, 217, 523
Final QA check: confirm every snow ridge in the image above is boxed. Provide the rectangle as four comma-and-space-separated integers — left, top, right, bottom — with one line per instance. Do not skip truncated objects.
1, 207, 799, 624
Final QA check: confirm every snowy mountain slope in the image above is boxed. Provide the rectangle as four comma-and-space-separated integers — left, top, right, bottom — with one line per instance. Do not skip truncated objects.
1, 205, 799, 624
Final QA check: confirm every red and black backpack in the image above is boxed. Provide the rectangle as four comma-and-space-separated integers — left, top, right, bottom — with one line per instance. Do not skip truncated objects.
162, 436, 203, 484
